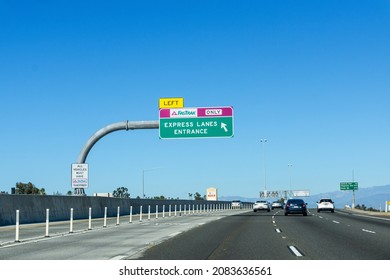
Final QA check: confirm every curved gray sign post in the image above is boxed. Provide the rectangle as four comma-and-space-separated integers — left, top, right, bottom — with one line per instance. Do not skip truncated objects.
74, 120, 159, 195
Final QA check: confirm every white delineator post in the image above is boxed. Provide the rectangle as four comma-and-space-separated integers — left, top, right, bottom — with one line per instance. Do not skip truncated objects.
129, 206, 133, 223
88, 207, 92, 230
45, 209, 50, 237
116, 206, 120, 225
69, 208, 74, 233
103, 207, 107, 228
15, 210, 20, 242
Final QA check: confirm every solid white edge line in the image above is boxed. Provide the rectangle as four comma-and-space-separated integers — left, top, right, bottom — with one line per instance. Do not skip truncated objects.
110, 255, 128, 260
169, 232, 182, 237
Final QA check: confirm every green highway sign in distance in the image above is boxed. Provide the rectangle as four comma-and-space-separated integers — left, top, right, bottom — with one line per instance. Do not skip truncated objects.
340, 182, 358, 191
159, 106, 234, 139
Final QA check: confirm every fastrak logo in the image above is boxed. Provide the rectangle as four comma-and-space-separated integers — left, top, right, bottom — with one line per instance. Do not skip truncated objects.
170, 108, 197, 118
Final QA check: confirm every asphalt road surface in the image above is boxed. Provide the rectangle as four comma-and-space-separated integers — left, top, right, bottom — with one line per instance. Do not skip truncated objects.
134, 209, 390, 260
1, 208, 390, 260
0, 208, 248, 260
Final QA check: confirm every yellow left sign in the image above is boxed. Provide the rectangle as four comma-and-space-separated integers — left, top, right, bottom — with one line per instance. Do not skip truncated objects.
159, 97, 184, 109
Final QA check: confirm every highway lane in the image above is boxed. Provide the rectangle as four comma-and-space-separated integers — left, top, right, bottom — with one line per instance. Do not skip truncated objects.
135, 209, 390, 260
134, 210, 293, 260
275, 210, 390, 259
1, 208, 390, 260
0, 206, 235, 245
0, 209, 248, 260
0, 214, 142, 245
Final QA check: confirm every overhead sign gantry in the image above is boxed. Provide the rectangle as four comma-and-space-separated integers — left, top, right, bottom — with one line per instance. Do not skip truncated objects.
72, 98, 233, 195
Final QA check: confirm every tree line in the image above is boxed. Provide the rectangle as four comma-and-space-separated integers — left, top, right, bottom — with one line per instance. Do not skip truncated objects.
14, 182, 46, 195
5, 183, 206, 200
112, 187, 205, 200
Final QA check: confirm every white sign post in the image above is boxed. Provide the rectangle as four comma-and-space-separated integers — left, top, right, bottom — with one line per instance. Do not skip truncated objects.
71, 163, 89, 189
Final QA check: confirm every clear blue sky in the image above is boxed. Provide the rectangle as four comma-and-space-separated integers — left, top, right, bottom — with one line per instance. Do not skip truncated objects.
1, 0, 389, 199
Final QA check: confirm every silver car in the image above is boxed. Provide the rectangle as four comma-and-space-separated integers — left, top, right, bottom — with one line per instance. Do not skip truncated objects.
271, 201, 283, 210
253, 200, 271, 212
231, 200, 243, 209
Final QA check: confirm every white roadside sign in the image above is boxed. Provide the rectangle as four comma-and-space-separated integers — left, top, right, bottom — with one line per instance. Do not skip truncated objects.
71, 163, 89, 188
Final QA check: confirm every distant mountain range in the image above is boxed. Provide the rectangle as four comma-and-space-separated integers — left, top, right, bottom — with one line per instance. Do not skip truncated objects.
221, 184, 390, 211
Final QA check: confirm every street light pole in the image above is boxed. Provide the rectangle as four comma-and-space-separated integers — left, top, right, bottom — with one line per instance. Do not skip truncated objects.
142, 167, 162, 198
288, 164, 293, 189
260, 139, 267, 198
352, 168, 356, 209
142, 170, 145, 198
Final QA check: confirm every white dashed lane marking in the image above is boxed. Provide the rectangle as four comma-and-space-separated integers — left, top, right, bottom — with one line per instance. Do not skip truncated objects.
288, 246, 303, 257
362, 229, 376, 234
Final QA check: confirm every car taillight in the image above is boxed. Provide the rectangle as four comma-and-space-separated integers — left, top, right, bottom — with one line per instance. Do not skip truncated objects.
286, 204, 290, 207
302, 204, 306, 208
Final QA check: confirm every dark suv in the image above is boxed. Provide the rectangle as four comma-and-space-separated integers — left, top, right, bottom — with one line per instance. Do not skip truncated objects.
284, 199, 307, 216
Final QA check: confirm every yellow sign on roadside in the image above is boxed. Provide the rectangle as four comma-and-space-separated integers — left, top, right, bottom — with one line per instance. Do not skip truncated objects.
159, 97, 184, 109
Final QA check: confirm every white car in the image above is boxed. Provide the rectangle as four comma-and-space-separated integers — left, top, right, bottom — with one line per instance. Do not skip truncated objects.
317, 198, 335, 212
253, 200, 270, 212
231, 200, 243, 209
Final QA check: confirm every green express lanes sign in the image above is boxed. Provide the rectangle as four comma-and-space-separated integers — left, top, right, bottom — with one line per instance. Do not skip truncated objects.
159, 107, 234, 139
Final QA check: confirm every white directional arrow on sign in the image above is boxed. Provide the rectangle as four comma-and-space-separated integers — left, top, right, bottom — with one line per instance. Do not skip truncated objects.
221, 122, 228, 132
